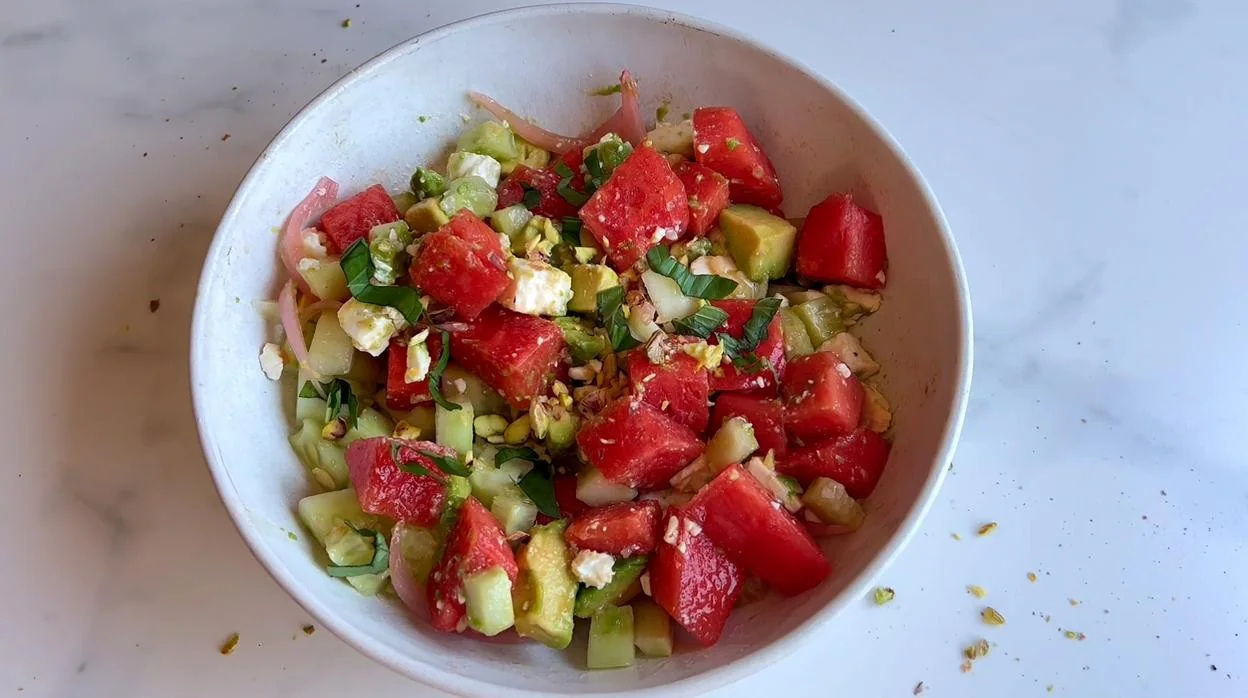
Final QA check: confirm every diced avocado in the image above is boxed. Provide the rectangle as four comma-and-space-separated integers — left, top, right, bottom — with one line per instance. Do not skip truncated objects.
463, 565, 516, 636
343, 407, 394, 446
410, 167, 447, 200
490, 203, 534, 238
513, 520, 578, 649
391, 190, 419, 214
575, 556, 649, 618
405, 197, 450, 234
500, 135, 551, 174
435, 398, 474, 462
300, 259, 350, 302
705, 416, 759, 470
458, 121, 521, 163
289, 418, 349, 489
572, 247, 597, 264
441, 364, 510, 416
719, 204, 797, 282
645, 119, 694, 157
307, 310, 355, 377
793, 296, 846, 347
491, 489, 538, 535
632, 599, 674, 657
771, 284, 825, 306
778, 308, 815, 358
544, 408, 580, 454
569, 265, 620, 314
324, 522, 389, 595
510, 215, 560, 256
576, 466, 637, 507
395, 524, 440, 583
801, 477, 866, 530
587, 605, 635, 669
553, 317, 608, 364
439, 176, 498, 219
367, 220, 413, 285
824, 284, 882, 317
297, 488, 379, 543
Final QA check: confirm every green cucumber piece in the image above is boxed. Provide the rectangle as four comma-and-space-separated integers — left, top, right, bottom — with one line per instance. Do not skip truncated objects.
441, 365, 510, 416
395, 524, 440, 584
463, 565, 516, 636
289, 418, 349, 490
490, 489, 538, 536
457, 121, 521, 163
343, 407, 394, 446
705, 416, 758, 470
575, 556, 648, 618
307, 310, 355, 377
490, 203, 534, 238
435, 398, 474, 462
632, 599, 674, 657
587, 605, 635, 669
576, 466, 638, 507
778, 308, 815, 358
439, 176, 498, 218
793, 296, 846, 347
324, 522, 389, 595
296, 488, 379, 543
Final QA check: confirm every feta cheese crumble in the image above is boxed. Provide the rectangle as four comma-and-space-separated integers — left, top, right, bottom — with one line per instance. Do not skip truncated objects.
571, 549, 615, 589
337, 297, 408, 356
259, 342, 284, 380
446, 151, 502, 188
498, 258, 573, 317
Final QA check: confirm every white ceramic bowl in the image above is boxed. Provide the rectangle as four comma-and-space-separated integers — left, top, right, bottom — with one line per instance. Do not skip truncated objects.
191, 4, 972, 696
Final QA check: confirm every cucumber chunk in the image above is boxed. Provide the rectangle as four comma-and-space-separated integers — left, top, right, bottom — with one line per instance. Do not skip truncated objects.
490, 489, 538, 536
575, 556, 648, 618
289, 419, 349, 490
778, 308, 815, 358
793, 296, 846, 347
576, 466, 638, 507
705, 416, 758, 469
307, 310, 355, 377
632, 599, 674, 657
324, 522, 389, 595
441, 365, 510, 416
297, 488, 379, 543
802, 477, 866, 530
435, 398, 474, 462
587, 605, 635, 669
463, 565, 516, 636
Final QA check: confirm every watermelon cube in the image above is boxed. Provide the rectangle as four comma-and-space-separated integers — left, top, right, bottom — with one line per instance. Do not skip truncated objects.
649, 507, 745, 646
674, 161, 730, 237
410, 211, 511, 319
447, 306, 565, 408
576, 397, 704, 490
709, 299, 787, 393
689, 464, 831, 596
384, 333, 443, 410
318, 184, 401, 254
711, 393, 787, 458
427, 497, 518, 632
692, 107, 783, 210
496, 165, 578, 220
564, 500, 662, 557
626, 349, 711, 434
579, 147, 689, 271
345, 437, 455, 526
778, 428, 891, 498
795, 193, 888, 289
781, 351, 865, 443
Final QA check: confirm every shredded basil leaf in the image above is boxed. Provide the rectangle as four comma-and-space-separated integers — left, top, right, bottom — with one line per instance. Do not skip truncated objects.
560, 217, 583, 247
325, 525, 389, 577
427, 330, 460, 412
340, 239, 425, 325
596, 286, 640, 352
521, 185, 541, 210
298, 381, 321, 399
645, 246, 738, 299
496, 446, 559, 518
672, 305, 730, 339
320, 379, 359, 429
554, 162, 590, 207
390, 440, 471, 477
416, 449, 471, 477
495, 446, 542, 466
716, 297, 783, 362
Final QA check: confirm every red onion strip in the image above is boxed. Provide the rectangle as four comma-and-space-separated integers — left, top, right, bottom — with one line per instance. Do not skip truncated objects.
280, 177, 340, 295
388, 523, 430, 622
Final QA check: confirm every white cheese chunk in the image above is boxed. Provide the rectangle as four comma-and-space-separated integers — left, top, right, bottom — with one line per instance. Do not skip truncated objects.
259, 342, 284, 380
498, 258, 573, 317
446, 151, 502, 188
571, 549, 615, 589
337, 297, 408, 356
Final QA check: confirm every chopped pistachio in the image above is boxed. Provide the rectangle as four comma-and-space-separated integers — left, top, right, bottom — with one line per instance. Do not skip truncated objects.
872, 587, 896, 605
1063, 630, 1086, 641
341, 18, 351, 28
1069, 598, 1080, 606
220, 633, 240, 655
503, 415, 531, 444
473, 414, 508, 439
1027, 572, 1038, 582
977, 522, 998, 536
951, 532, 962, 541
964, 639, 990, 660
302, 624, 315, 635
982, 607, 1006, 626
321, 418, 347, 441
967, 585, 987, 598
393, 420, 422, 440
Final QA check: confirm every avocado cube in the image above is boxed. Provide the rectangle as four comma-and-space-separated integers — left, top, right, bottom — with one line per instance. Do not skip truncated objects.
553, 317, 608, 364
587, 605, 635, 669
490, 203, 534, 238
458, 121, 521, 163
513, 520, 578, 649
574, 556, 649, 618
569, 265, 620, 314
719, 204, 797, 282
405, 198, 450, 234
544, 408, 580, 454
501, 135, 551, 174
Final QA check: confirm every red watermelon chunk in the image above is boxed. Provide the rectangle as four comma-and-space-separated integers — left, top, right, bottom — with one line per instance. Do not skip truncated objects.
781, 351, 865, 443
564, 501, 662, 557
345, 437, 454, 526
447, 306, 564, 408
674, 161, 730, 237
576, 396, 704, 490
626, 350, 710, 434
688, 464, 831, 596
709, 299, 787, 394
649, 507, 745, 646
579, 147, 689, 271
711, 393, 787, 458
427, 497, 518, 633
410, 211, 510, 319
795, 193, 888, 289
692, 107, 783, 210
384, 333, 443, 410
318, 184, 401, 254
496, 165, 578, 220
778, 428, 891, 499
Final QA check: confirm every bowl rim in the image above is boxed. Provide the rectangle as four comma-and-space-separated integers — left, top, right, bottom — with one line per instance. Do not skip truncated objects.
190, 3, 974, 696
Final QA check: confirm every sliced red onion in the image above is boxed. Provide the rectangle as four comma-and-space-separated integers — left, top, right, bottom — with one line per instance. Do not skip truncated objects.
280, 177, 339, 294
468, 91, 582, 153
277, 280, 314, 374
299, 299, 343, 323
616, 70, 646, 147
389, 523, 430, 623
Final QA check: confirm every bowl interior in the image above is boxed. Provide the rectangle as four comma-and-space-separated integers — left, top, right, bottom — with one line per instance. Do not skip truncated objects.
192, 5, 969, 696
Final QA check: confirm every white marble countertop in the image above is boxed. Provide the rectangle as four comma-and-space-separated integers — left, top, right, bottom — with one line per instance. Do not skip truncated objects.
3, 0, 1246, 696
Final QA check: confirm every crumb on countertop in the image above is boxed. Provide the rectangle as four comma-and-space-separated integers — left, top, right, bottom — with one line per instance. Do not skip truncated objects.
873, 587, 895, 605
977, 522, 998, 537
968, 584, 987, 598
982, 607, 1006, 626
302, 624, 315, 635
913, 681, 925, 695
149, 298, 160, 313
220, 633, 240, 655
1028, 571, 1038, 582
